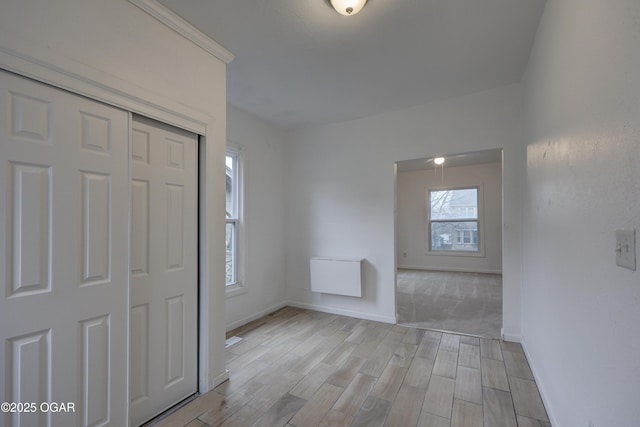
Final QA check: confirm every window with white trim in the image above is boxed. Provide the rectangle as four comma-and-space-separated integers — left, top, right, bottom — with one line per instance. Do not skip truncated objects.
226, 150, 241, 287
428, 187, 480, 253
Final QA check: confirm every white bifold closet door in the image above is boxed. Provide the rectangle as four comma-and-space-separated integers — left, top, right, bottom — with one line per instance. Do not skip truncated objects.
129, 116, 198, 426
0, 71, 129, 426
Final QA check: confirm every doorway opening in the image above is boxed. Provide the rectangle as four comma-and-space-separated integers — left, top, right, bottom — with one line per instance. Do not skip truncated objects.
395, 149, 503, 338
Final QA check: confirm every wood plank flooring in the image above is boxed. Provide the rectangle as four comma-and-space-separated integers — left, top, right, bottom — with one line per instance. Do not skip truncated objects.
149, 307, 549, 427
397, 270, 502, 338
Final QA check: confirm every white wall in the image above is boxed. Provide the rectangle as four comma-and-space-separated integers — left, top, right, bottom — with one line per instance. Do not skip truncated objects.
1, 0, 229, 391
521, 0, 640, 426
226, 105, 288, 330
397, 162, 502, 273
285, 84, 524, 335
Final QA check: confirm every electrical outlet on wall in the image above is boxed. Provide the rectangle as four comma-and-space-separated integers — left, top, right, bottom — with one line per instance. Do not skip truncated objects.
615, 229, 636, 271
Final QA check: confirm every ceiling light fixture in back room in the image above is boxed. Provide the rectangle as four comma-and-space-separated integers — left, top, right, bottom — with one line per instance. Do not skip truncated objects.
329, 0, 368, 16
433, 157, 446, 184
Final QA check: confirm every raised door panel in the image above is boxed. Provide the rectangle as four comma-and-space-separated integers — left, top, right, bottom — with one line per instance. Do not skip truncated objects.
165, 184, 184, 271
166, 138, 184, 170
10, 92, 51, 144
8, 162, 52, 296
6, 330, 50, 427
80, 112, 111, 154
131, 180, 150, 277
130, 304, 149, 405
165, 295, 185, 386
131, 129, 150, 164
80, 315, 110, 427
81, 172, 111, 286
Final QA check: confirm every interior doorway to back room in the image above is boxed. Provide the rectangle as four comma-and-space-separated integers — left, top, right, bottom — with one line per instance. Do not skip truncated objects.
395, 149, 503, 338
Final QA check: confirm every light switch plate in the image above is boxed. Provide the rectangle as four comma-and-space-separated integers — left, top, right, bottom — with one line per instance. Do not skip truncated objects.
615, 229, 636, 271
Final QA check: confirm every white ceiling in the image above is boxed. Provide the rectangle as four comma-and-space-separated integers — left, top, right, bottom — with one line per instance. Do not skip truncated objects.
159, 0, 546, 129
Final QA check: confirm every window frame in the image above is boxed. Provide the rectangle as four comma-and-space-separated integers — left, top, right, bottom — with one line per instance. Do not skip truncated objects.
225, 144, 246, 297
427, 185, 485, 257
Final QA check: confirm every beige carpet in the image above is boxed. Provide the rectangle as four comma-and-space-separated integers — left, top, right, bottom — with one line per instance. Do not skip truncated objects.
397, 269, 502, 338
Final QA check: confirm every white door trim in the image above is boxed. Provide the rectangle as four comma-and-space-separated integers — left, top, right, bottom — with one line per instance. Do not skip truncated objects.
0, 39, 212, 134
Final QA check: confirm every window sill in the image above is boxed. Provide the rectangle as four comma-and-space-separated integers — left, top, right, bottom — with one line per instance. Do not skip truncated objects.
225, 283, 247, 298
427, 250, 485, 258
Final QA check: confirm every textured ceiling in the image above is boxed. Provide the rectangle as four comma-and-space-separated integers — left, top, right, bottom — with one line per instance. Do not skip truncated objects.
159, 0, 546, 128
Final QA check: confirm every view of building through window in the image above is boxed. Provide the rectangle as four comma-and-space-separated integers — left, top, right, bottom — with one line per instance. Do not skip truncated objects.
226, 152, 238, 285
429, 187, 479, 252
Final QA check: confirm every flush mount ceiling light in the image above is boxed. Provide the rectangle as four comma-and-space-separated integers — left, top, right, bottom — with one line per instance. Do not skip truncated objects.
329, 0, 368, 16
434, 157, 445, 165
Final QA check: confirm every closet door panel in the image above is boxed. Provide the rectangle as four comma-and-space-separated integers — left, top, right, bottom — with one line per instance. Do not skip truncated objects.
130, 116, 198, 426
0, 71, 129, 427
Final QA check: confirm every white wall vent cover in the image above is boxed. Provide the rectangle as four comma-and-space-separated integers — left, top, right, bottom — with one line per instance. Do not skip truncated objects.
310, 257, 363, 297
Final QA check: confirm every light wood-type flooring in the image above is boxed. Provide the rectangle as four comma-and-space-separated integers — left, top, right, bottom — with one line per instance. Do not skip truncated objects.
397, 270, 503, 339
149, 307, 549, 427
